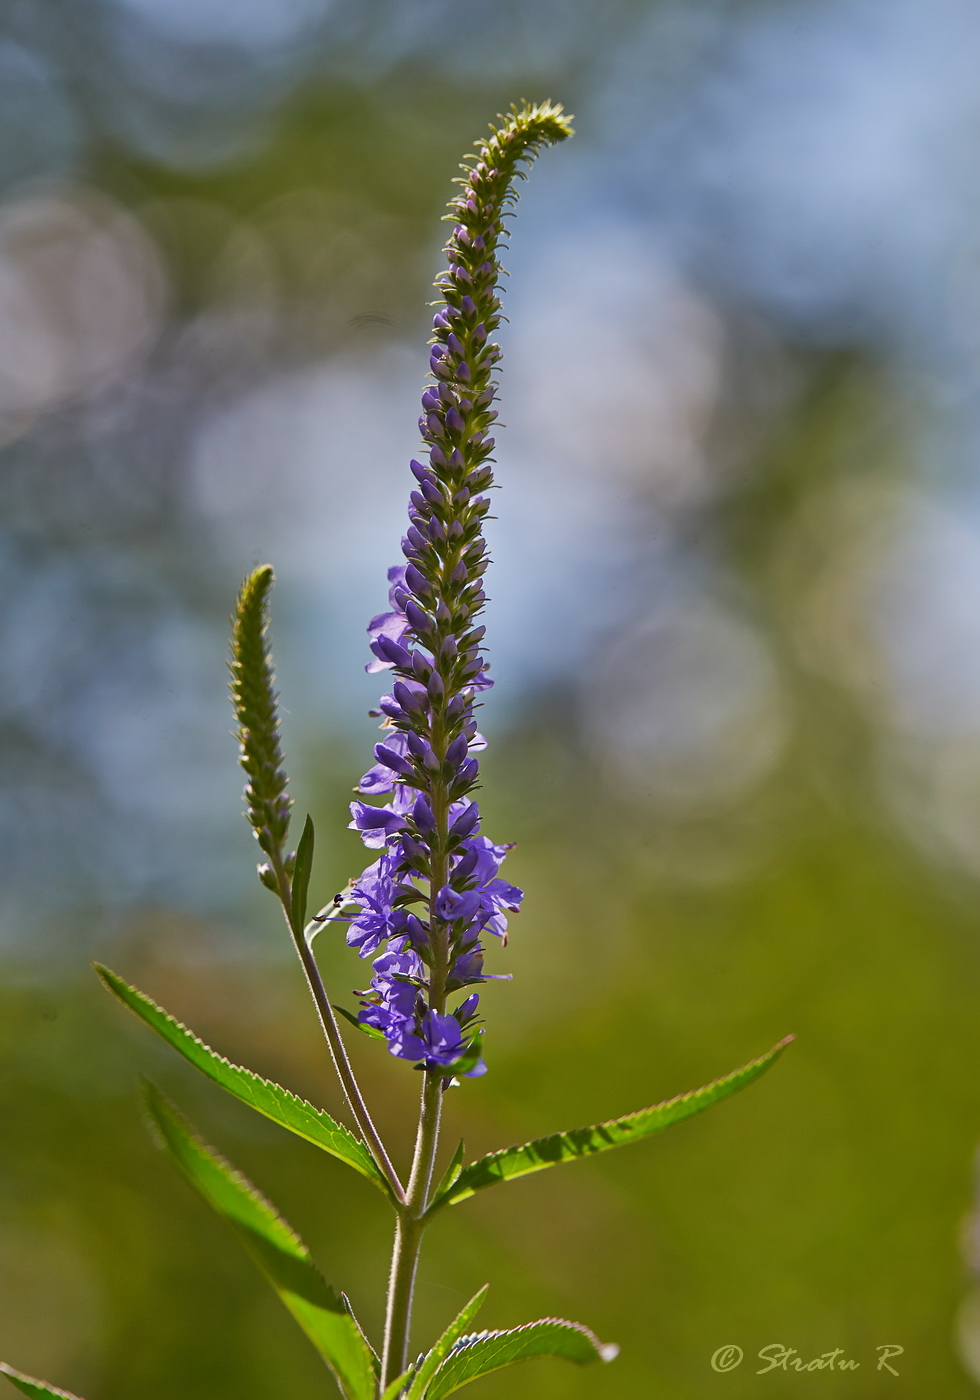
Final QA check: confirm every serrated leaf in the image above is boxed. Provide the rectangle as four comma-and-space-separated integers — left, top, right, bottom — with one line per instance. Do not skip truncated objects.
430, 1036, 792, 1212
142, 1081, 375, 1400
0, 1366, 85, 1400
291, 815, 315, 932
425, 1319, 616, 1399
96, 964, 389, 1198
405, 1285, 489, 1400
341, 1293, 380, 1381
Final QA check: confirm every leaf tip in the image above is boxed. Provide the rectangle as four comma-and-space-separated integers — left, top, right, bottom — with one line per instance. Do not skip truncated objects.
0, 1365, 83, 1400
138, 1074, 170, 1138
93, 963, 128, 1004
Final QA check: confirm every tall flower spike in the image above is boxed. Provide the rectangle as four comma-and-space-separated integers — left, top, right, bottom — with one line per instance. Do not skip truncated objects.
229, 565, 293, 890
346, 102, 573, 1077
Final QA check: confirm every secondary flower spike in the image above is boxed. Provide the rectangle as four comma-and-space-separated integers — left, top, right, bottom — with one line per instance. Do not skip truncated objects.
229, 565, 293, 891
344, 102, 573, 1075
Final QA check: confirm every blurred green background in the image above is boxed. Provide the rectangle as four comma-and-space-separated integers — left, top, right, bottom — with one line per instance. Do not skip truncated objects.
4, 0, 980, 1396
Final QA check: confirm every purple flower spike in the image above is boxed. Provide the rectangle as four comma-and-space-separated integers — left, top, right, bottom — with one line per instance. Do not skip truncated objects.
345, 104, 574, 1074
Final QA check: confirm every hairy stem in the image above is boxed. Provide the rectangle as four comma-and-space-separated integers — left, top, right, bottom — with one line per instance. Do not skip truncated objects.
381, 726, 452, 1386
382, 1069, 443, 1387
271, 853, 406, 1205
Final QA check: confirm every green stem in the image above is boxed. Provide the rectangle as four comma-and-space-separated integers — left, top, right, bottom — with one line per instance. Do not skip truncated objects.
381, 733, 451, 1387
381, 1068, 443, 1388
380, 796, 451, 1387
271, 852, 406, 1205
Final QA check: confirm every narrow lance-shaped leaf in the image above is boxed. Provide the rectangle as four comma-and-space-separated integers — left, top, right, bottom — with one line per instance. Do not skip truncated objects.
429, 1036, 793, 1212
424, 1319, 617, 1400
0, 1367, 86, 1400
334, 1003, 386, 1040
405, 1285, 489, 1400
341, 1293, 380, 1384
290, 814, 316, 932
428, 1139, 465, 1211
95, 964, 389, 1197
142, 1080, 376, 1400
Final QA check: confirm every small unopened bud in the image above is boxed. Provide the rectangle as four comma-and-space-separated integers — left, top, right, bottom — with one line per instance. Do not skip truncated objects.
411, 650, 433, 681
445, 733, 469, 767
449, 803, 481, 839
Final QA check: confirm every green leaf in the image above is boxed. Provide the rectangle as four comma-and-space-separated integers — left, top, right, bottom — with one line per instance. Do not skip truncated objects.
0, 1366, 85, 1400
334, 1004, 386, 1040
431, 1034, 483, 1081
96, 964, 388, 1197
429, 1036, 793, 1212
341, 1293, 380, 1382
291, 815, 315, 932
405, 1285, 489, 1400
379, 1369, 416, 1400
142, 1080, 375, 1400
428, 1139, 465, 1209
424, 1319, 617, 1399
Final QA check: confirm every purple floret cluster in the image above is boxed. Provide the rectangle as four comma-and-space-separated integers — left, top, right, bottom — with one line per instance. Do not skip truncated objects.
336, 118, 561, 1075
346, 564, 522, 1072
